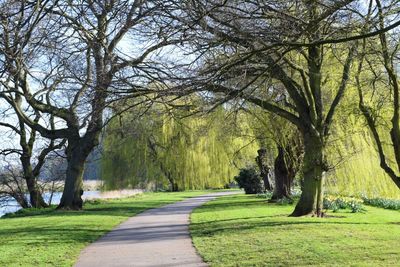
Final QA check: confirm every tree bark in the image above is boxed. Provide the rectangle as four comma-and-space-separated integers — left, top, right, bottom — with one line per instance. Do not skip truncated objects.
290, 132, 325, 217
271, 145, 292, 200
25, 174, 48, 208
255, 148, 273, 191
57, 138, 94, 210
171, 182, 179, 192
20, 154, 48, 208
57, 155, 85, 209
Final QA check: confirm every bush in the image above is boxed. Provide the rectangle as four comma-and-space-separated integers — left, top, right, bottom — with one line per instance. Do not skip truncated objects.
363, 197, 400, 210
234, 167, 263, 194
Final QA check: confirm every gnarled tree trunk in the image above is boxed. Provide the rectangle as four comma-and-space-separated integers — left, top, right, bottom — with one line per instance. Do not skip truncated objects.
271, 145, 292, 201
13, 192, 29, 209
255, 148, 273, 191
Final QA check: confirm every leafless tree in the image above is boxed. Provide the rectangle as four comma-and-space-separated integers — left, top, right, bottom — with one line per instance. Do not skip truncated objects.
0, 161, 29, 208
0, 108, 65, 207
0, 0, 185, 209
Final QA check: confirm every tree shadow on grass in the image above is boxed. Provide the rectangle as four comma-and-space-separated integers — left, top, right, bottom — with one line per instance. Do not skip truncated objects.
192, 196, 282, 214
192, 198, 300, 220
1, 199, 182, 219
0, 225, 109, 245
190, 196, 400, 238
190, 218, 391, 238
1, 193, 238, 219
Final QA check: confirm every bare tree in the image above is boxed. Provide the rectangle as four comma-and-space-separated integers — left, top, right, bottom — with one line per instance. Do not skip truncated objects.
0, 1, 64, 208
0, 107, 65, 207
0, 0, 184, 209
0, 161, 29, 208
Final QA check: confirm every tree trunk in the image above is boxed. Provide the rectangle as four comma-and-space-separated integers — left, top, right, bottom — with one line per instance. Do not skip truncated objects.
21, 155, 48, 208
290, 132, 325, 217
255, 148, 273, 191
13, 193, 29, 209
25, 174, 48, 208
167, 173, 179, 192
172, 182, 179, 192
271, 145, 292, 201
57, 140, 89, 210
57, 155, 85, 209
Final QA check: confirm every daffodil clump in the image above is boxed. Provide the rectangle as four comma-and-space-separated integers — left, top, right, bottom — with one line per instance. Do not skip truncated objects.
323, 195, 364, 213
362, 197, 400, 210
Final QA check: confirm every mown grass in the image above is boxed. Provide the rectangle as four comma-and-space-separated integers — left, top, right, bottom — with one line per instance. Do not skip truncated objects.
190, 194, 400, 267
0, 190, 214, 266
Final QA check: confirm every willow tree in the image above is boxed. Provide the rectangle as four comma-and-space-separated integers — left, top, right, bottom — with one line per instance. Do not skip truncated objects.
177, 0, 399, 216
0, 0, 183, 209
102, 101, 258, 191
356, 0, 400, 189
244, 108, 303, 200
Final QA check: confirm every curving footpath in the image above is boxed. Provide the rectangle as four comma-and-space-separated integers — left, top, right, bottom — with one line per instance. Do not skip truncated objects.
74, 191, 238, 267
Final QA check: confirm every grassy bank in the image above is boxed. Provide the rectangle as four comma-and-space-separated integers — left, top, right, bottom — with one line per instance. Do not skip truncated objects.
190, 194, 400, 267
0, 190, 212, 266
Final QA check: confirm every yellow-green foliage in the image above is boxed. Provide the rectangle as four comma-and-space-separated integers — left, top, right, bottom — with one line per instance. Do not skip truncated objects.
101, 117, 159, 189
238, 104, 400, 199
324, 61, 400, 199
101, 105, 258, 190
326, 116, 400, 199
309, 49, 400, 199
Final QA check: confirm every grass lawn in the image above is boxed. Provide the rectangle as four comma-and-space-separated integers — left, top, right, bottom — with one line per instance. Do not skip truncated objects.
0, 190, 213, 266
190, 194, 400, 267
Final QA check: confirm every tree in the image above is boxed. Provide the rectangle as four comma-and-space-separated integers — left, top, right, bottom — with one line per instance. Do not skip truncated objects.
255, 148, 273, 192
0, 0, 183, 209
177, 0, 382, 216
101, 100, 258, 191
0, 162, 29, 208
249, 109, 303, 201
272, 135, 303, 201
0, 1, 66, 208
356, 0, 400, 190
0, 107, 65, 208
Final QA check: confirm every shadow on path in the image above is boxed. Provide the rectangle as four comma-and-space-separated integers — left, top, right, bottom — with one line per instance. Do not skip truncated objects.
74, 191, 239, 267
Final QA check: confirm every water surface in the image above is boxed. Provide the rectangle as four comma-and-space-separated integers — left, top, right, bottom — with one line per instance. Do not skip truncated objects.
0, 191, 101, 217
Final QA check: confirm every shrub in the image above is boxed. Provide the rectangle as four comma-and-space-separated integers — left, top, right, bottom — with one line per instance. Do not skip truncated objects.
234, 167, 263, 194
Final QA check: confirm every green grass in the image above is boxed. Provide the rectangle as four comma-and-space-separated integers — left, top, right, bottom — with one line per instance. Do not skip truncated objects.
190, 194, 400, 267
0, 190, 215, 267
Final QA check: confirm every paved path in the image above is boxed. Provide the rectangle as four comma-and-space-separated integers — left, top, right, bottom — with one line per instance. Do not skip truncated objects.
75, 192, 238, 267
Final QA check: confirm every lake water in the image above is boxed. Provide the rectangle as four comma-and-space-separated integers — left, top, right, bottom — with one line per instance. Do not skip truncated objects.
0, 191, 101, 217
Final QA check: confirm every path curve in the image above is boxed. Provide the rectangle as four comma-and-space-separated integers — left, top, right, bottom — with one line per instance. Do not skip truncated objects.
75, 191, 238, 267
